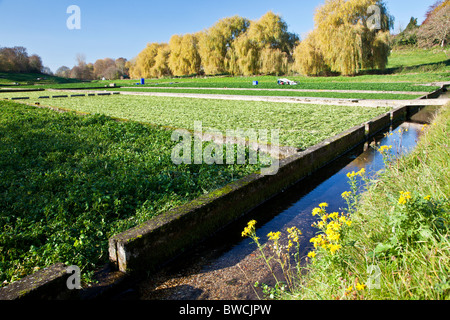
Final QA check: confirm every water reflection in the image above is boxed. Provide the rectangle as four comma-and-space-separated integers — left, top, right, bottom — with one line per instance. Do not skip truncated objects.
224, 121, 424, 263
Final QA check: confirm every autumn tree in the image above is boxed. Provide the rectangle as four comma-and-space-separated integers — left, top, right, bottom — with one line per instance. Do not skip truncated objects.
168, 33, 201, 76
300, 0, 394, 76
226, 11, 298, 75
0, 46, 44, 73
128, 43, 171, 78
197, 15, 250, 75
69, 54, 94, 80
418, 1, 450, 48
292, 30, 329, 76
94, 58, 116, 79
55, 66, 71, 78
226, 32, 260, 76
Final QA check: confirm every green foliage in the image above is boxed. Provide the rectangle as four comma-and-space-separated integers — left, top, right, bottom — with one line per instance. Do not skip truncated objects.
0, 101, 261, 286
0, 94, 390, 150
371, 193, 449, 258
304, 0, 395, 76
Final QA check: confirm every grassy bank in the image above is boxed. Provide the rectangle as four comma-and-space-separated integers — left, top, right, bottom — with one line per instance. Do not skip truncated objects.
245, 103, 449, 300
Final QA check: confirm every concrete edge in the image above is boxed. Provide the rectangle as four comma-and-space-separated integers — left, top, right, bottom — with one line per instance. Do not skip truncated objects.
0, 263, 75, 300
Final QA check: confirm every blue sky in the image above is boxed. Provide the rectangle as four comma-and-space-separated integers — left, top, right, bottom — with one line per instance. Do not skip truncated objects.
0, 0, 439, 73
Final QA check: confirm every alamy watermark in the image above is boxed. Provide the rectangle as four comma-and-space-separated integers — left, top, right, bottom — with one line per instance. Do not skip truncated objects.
367, 5, 382, 30
66, 265, 81, 290
367, 264, 382, 290
66, 5, 81, 30
171, 122, 280, 176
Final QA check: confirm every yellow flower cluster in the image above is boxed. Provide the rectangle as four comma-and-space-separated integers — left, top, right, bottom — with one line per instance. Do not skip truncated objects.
346, 168, 365, 179
242, 220, 257, 237
341, 191, 352, 199
378, 145, 392, 154
267, 231, 281, 241
398, 191, 412, 205
286, 226, 302, 249
309, 205, 352, 257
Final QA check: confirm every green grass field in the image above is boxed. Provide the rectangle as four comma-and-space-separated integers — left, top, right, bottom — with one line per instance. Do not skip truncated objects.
0, 93, 390, 150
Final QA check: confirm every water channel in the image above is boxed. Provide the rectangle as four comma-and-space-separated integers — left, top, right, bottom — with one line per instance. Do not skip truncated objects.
113, 105, 441, 301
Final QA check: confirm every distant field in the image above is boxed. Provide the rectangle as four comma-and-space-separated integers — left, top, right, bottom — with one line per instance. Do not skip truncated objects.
107, 87, 423, 100
386, 47, 449, 70
1, 93, 391, 150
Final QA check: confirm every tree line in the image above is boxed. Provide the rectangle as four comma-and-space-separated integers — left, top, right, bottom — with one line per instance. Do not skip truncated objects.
128, 0, 398, 78
393, 0, 449, 48
54, 54, 130, 81
0, 46, 51, 74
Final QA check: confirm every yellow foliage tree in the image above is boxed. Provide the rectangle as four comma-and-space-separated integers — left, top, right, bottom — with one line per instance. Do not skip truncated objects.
309, 0, 394, 76
168, 33, 201, 76
259, 47, 289, 75
129, 42, 171, 79
197, 16, 249, 75
292, 30, 329, 76
226, 11, 298, 76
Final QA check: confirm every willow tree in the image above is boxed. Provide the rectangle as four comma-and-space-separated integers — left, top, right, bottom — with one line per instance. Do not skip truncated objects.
226, 33, 260, 76
292, 30, 329, 76
259, 48, 289, 75
129, 42, 169, 78
312, 0, 394, 75
197, 16, 250, 75
226, 11, 298, 75
152, 43, 171, 78
168, 33, 202, 76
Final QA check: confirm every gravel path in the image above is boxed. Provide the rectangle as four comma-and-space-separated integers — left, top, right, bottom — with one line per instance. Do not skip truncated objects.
121, 86, 430, 96
118, 91, 449, 108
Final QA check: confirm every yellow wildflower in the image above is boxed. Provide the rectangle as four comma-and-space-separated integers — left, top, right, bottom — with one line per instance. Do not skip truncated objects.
424, 195, 431, 201
242, 220, 257, 237
329, 244, 342, 254
319, 202, 328, 208
356, 283, 366, 291
267, 231, 281, 241
329, 212, 339, 220
398, 191, 412, 205
287, 227, 301, 243
312, 207, 321, 216
378, 145, 392, 154
307, 251, 316, 259
341, 191, 352, 199
327, 231, 341, 242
